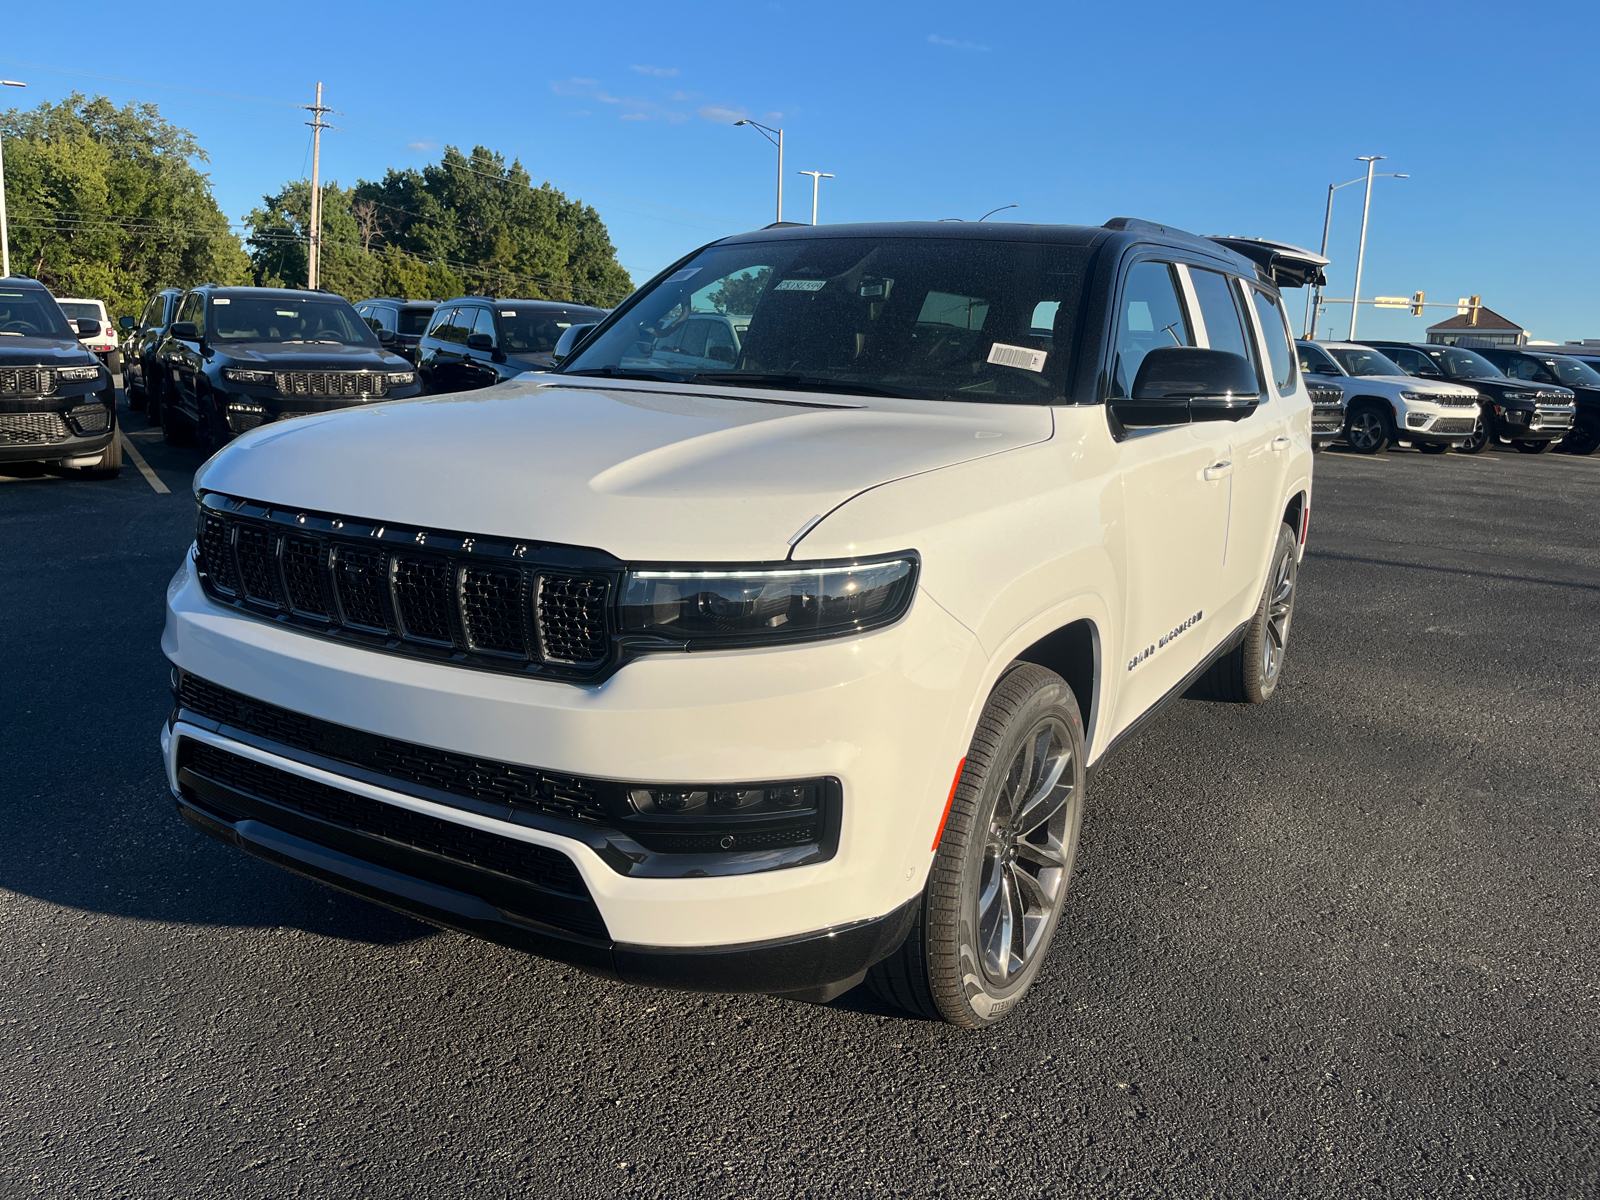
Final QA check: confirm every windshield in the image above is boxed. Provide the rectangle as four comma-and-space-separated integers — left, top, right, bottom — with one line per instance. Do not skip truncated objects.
1429, 346, 1501, 378
58, 302, 103, 322
501, 306, 605, 355
0, 290, 74, 339
563, 237, 1093, 402
1545, 356, 1600, 387
209, 297, 377, 345
398, 307, 434, 336
1327, 347, 1404, 377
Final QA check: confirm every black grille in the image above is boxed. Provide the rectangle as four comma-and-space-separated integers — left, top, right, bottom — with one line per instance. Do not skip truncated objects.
198, 514, 238, 595
538, 575, 610, 665
461, 567, 526, 657
193, 495, 623, 680
281, 536, 329, 618
177, 673, 613, 825
181, 741, 605, 938
392, 556, 456, 644
0, 367, 57, 397
0, 412, 71, 444
234, 526, 281, 605
332, 546, 390, 632
274, 370, 385, 397
1432, 417, 1478, 435
67, 405, 110, 433
639, 825, 820, 854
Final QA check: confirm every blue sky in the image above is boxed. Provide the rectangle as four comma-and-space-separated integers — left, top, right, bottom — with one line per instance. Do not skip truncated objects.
5, 0, 1597, 341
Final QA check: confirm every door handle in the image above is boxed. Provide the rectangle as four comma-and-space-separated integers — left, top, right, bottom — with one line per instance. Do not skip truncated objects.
1271, 436, 1291, 452
1203, 460, 1233, 481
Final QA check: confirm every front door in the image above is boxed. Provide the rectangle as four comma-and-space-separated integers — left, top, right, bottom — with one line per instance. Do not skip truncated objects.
1109, 259, 1234, 732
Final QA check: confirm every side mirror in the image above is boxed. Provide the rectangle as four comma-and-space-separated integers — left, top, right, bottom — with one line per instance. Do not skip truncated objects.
170, 321, 200, 341
377, 328, 396, 345
466, 332, 494, 351
1115, 347, 1261, 427
551, 323, 598, 366
118, 316, 136, 332
75, 318, 102, 339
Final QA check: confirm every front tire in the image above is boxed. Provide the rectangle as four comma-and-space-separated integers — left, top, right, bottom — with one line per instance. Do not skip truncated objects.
1512, 439, 1554, 454
1563, 415, 1600, 456
1345, 404, 1391, 454
1192, 522, 1299, 704
867, 663, 1086, 1028
1457, 411, 1491, 455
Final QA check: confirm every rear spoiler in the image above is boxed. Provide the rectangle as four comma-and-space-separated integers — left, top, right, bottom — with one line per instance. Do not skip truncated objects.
1206, 237, 1328, 289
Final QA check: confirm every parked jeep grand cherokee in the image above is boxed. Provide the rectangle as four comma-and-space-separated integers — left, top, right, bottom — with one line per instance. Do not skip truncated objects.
1361, 341, 1576, 454
161, 219, 1315, 1026
1296, 341, 1480, 454
0, 278, 119, 476
150, 286, 421, 453
417, 297, 608, 393
1475, 347, 1600, 456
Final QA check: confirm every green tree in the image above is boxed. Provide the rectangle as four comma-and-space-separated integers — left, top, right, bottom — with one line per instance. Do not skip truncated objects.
0, 93, 250, 321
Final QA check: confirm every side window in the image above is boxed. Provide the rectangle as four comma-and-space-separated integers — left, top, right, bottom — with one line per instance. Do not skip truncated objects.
1297, 343, 1337, 375
1189, 269, 1252, 363
1387, 347, 1427, 375
375, 306, 396, 332
1503, 357, 1541, 381
428, 307, 459, 343
470, 307, 498, 344
176, 293, 205, 336
1249, 288, 1296, 393
1111, 261, 1193, 397
140, 296, 165, 330
677, 319, 710, 358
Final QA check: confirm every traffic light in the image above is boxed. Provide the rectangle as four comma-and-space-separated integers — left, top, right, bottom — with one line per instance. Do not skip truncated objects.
1469, 295, 1482, 326
1410, 291, 1425, 317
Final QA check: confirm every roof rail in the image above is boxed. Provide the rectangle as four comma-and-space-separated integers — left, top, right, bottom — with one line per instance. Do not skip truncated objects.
1101, 217, 1172, 235
763, 221, 809, 229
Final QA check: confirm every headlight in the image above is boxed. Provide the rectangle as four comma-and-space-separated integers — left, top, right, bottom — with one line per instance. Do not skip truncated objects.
222, 368, 273, 385
384, 371, 415, 385
1501, 390, 1535, 402
58, 365, 100, 381
620, 555, 918, 649
1400, 391, 1436, 403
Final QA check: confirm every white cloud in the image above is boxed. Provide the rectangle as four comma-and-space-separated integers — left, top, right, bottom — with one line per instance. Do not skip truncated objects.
407, 140, 440, 153
928, 33, 991, 51
551, 77, 687, 122
631, 65, 679, 77
698, 104, 748, 124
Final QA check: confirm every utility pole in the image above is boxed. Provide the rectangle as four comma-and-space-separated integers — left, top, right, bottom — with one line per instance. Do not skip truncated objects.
302, 83, 332, 289
0, 79, 26, 279
797, 170, 834, 225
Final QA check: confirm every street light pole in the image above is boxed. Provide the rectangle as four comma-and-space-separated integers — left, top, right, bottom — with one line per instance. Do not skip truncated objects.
1304, 166, 1409, 340
1347, 156, 1385, 341
797, 170, 833, 225
734, 120, 785, 224
0, 79, 27, 279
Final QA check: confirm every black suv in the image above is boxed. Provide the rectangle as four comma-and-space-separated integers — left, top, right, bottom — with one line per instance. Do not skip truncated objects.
151, 286, 422, 454
121, 286, 183, 419
1475, 347, 1600, 456
353, 297, 438, 366
416, 297, 606, 393
0, 277, 119, 476
1361, 341, 1576, 454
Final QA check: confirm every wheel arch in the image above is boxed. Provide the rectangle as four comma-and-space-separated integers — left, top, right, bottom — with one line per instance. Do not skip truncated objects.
1347, 393, 1395, 420
1011, 618, 1099, 755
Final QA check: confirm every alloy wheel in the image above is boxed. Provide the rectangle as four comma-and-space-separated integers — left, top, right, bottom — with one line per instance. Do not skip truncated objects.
975, 718, 1079, 986
1347, 410, 1384, 452
1262, 548, 1296, 683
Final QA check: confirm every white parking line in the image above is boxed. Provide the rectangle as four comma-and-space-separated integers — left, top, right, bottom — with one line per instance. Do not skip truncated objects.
120, 431, 170, 494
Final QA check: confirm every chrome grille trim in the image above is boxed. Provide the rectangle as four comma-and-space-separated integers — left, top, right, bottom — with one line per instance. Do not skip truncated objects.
273, 370, 386, 398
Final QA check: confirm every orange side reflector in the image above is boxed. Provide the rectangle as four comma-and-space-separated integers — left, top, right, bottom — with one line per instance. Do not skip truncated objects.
931, 757, 967, 851
1301, 505, 1311, 545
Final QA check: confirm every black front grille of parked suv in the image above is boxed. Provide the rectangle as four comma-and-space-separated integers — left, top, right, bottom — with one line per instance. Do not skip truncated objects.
0, 367, 57, 397
194, 493, 618, 680
0, 412, 71, 444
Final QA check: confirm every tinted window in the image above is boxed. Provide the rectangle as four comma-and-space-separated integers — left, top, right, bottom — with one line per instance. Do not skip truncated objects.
59, 301, 101, 322
140, 295, 166, 329
677, 319, 711, 358
1429, 346, 1501, 379
1546, 356, 1600, 387
399, 307, 434, 335
500, 307, 604, 355
1297, 343, 1340, 375
176, 293, 205, 336
566, 237, 1093, 404
0, 289, 73, 339
1498, 356, 1545, 382
209, 297, 375, 345
1327, 347, 1405, 377
1112, 261, 1193, 398
367, 305, 396, 332
1384, 347, 1438, 376
430, 308, 466, 344
1190, 269, 1252, 363
1249, 289, 1295, 393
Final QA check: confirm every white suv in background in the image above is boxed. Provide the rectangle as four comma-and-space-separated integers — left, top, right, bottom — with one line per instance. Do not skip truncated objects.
162, 219, 1317, 1027
1297, 340, 1480, 454
57, 297, 120, 373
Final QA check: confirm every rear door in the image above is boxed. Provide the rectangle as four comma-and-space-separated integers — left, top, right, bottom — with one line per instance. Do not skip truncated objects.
166, 292, 206, 423
1110, 258, 1236, 730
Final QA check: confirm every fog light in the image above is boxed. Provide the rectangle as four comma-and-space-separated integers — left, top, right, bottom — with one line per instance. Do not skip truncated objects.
226, 401, 267, 434
1406, 412, 1428, 428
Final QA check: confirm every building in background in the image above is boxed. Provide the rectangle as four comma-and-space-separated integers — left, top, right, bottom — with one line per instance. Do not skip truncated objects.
1427, 306, 1526, 347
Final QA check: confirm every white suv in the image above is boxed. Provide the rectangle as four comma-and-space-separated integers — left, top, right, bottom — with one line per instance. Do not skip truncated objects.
161, 219, 1316, 1026
1297, 340, 1481, 454
57, 297, 120, 371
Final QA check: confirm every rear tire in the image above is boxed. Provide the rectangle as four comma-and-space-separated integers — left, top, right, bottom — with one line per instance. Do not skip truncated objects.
867, 663, 1086, 1027
1513, 439, 1554, 454
1344, 404, 1391, 454
1191, 523, 1298, 705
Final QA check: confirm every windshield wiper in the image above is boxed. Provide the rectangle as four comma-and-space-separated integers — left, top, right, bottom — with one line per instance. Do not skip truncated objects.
685, 372, 924, 400
562, 366, 690, 383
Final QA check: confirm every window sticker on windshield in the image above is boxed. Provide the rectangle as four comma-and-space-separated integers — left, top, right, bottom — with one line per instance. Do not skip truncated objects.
500, 310, 516, 316
212, 298, 230, 304
276, 310, 298, 317
664, 268, 701, 284
987, 343, 1048, 373
775, 279, 827, 293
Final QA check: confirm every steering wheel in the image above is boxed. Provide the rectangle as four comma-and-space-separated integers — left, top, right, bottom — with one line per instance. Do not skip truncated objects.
0, 321, 31, 334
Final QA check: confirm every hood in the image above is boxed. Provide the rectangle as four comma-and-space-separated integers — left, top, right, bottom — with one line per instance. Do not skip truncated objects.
0, 337, 98, 367
1361, 374, 1475, 396
214, 342, 410, 371
197, 378, 1053, 561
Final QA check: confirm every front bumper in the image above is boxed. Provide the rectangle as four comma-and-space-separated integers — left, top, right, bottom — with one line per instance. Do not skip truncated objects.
161, 549, 980, 967
1311, 405, 1345, 448
0, 397, 115, 464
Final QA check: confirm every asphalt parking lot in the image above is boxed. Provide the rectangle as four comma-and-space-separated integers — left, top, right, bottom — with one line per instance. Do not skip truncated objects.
3, 397, 1597, 1199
